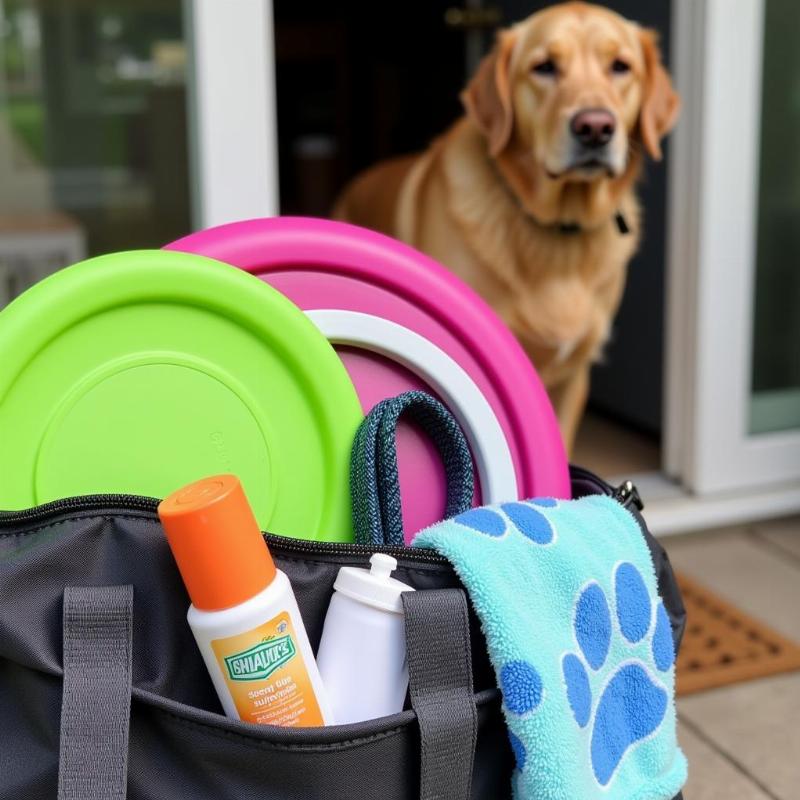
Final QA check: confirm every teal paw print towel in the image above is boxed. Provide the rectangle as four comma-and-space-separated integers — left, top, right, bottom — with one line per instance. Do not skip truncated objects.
413, 495, 687, 800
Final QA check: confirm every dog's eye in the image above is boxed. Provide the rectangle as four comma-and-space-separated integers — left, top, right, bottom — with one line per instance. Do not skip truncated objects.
611, 58, 630, 74
532, 59, 557, 77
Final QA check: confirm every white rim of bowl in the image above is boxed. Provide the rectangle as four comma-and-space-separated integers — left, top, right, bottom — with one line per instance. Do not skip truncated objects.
306, 309, 518, 504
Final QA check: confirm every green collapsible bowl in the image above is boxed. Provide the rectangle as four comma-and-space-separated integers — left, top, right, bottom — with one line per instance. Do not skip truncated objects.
0, 249, 363, 541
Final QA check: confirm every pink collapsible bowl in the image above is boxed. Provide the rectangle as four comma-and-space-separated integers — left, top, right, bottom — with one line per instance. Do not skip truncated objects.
167, 217, 570, 538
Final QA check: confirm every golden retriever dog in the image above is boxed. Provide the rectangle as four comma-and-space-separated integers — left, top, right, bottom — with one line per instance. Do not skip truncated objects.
334, 2, 679, 452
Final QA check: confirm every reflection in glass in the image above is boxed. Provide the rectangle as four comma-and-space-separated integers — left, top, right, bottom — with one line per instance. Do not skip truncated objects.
0, 0, 190, 306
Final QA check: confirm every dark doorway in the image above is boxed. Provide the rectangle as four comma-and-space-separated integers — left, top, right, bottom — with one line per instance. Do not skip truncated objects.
273, 1, 468, 216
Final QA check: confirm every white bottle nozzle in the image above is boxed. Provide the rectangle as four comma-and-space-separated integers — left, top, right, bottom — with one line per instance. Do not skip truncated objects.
369, 553, 397, 579
332, 552, 413, 613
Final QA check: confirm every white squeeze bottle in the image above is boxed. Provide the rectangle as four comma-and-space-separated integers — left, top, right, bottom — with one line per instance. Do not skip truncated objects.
316, 554, 414, 724
158, 474, 333, 727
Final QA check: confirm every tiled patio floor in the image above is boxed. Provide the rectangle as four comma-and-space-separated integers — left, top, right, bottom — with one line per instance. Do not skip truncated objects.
664, 516, 800, 799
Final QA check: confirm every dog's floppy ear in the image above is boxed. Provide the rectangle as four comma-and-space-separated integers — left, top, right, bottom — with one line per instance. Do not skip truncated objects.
461, 30, 518, 156
638, 28, 680, 160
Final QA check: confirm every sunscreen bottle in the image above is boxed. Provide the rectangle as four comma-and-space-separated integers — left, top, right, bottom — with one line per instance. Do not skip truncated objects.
159, 474, 332, 727
316, 554, 414, 724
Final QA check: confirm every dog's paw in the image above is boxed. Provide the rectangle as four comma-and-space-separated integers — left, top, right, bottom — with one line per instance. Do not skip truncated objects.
563, 563, 676, 786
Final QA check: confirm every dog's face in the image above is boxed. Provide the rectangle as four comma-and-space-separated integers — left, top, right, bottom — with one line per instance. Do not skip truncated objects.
462, 2, 679, 186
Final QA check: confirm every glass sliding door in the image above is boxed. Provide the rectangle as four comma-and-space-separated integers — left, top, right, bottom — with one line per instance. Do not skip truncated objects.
0, 0, 280, 309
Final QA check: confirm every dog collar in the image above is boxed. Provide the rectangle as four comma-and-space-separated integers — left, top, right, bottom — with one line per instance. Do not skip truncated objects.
536, 208, 631, 236
550, 211, 629, 236
489, 158, 631, 236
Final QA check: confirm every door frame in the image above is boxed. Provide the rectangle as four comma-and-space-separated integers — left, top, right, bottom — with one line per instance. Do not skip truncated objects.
184, 0, 279, 228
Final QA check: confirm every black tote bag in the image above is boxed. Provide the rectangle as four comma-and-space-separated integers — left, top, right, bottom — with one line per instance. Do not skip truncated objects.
0, 467, 685, 800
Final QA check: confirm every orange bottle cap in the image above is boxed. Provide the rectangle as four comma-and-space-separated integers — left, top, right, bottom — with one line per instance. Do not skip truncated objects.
158, 475, 276, 611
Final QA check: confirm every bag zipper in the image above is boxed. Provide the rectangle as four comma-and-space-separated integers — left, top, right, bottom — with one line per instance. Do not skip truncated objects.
0, 472, 642, 561
0, 493, 160, 523
570, 464, 644, 511
0, 493, 449, 565
263, 531, 448, 565
612, 480, 644, 511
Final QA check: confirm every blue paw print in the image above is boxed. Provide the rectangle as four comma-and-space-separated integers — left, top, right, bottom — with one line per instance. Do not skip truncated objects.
563, 563, 676, 786
499, 659, 544, 772
455, 498, 557, 544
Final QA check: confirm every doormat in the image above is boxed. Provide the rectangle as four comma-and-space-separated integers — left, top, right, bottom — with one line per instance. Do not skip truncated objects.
675, 572, 800, 695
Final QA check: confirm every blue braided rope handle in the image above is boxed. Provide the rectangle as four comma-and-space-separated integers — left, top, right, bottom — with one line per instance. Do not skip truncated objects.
350, 391, 475, 546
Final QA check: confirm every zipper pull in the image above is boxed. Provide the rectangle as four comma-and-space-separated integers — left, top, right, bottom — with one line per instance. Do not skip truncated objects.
613, 479, 644, 511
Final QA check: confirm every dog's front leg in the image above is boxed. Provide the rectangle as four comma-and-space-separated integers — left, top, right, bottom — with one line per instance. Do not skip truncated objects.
548, 367, 590, 456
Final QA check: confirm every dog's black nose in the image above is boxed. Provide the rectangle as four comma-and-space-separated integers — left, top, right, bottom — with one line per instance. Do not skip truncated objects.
570, 108, 616, 148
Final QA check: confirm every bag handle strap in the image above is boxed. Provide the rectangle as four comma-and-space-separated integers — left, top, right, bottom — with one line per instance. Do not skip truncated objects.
58, 585, 133, 800
351, 391, 475, 546
403, 588, 477, 800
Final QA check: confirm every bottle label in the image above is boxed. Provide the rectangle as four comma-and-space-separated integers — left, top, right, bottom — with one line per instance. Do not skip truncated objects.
211, 611, 324, 727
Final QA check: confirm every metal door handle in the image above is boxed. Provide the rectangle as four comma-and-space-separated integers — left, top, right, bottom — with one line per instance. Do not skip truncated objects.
444, 6, 503, 30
